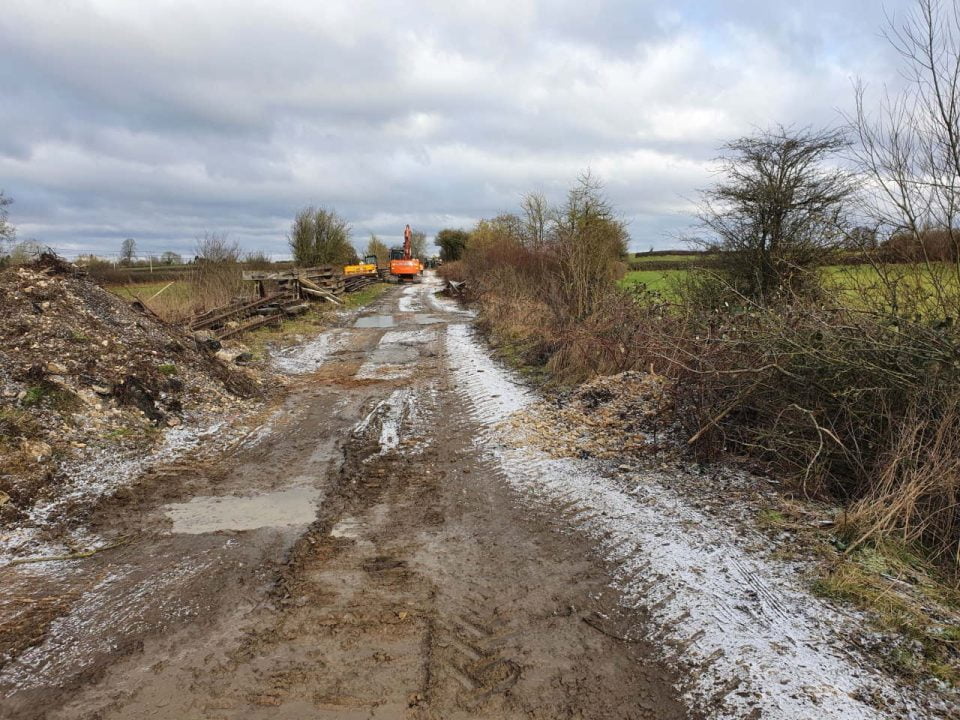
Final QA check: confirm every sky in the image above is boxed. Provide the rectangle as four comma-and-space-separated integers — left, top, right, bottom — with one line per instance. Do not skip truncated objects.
0, 0, 915, 258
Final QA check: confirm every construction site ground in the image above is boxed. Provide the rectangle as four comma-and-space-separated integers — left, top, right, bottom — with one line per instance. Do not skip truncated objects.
0, 274, 953, 720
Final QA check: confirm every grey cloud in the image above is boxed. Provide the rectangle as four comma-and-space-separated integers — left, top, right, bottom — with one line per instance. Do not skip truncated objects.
0, 0, 915, 257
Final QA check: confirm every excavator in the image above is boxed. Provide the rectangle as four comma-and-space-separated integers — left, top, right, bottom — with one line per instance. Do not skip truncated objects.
389, 224, 422, 282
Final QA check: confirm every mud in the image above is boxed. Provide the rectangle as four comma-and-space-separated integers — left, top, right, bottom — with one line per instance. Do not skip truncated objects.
0, 276, 691, 719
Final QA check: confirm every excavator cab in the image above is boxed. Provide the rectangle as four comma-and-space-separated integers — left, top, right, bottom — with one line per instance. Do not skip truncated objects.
389, 244, 421, 282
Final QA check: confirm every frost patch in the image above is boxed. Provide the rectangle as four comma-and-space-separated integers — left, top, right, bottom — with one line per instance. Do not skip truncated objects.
445, 322, 934, 720
272, 329, 348, 374
1, 552, 220, 692
397, 285, 424, 313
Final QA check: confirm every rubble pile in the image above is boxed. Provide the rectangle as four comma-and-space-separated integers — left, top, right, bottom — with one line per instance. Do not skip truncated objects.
504, 370, 676, 460
0, 256, 262, 524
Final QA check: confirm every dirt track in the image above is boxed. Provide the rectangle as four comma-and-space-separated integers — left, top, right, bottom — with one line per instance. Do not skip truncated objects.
0, 277, 690, 719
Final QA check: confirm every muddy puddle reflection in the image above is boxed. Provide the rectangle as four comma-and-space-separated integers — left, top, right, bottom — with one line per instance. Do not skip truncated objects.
354, 315, 396, 328
164, 486, 321, 534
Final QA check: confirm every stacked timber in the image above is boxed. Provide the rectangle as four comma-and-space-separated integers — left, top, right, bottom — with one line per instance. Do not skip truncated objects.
242, 266, 346, 303
187, 292, 304, 339
189, 265, 380, 340
344, 274, 378, 292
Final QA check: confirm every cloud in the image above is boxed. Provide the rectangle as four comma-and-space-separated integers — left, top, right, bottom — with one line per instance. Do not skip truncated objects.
0, 0, 911, 256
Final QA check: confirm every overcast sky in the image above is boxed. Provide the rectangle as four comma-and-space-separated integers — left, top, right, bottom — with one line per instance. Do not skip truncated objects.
0, 0, 914, 258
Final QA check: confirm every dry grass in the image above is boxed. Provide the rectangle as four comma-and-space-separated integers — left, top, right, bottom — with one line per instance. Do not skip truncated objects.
462, 223, 960, 572
847, 404, 960, 567
109, 263, 252, 323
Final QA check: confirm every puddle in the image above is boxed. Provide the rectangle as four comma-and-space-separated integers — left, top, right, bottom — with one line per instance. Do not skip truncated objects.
380, 328, 435, 345
413, 314, 442, 325
164, 486, 321, 534
370, 346, 418, 364
355, 345, 419, 380
354, 315, 396, 328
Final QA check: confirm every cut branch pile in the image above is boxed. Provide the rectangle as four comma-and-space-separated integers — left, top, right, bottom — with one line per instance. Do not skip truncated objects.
189, 266, 380, 340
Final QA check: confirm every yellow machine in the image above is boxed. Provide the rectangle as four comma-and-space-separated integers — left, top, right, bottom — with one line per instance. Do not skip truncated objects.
343, 254, 379, 277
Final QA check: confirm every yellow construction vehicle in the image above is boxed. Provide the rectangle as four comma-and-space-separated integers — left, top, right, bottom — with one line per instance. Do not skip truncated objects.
343, 254, 379, 278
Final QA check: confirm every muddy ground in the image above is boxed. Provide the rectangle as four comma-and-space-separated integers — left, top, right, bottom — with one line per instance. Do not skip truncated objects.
0, 277, 691, 719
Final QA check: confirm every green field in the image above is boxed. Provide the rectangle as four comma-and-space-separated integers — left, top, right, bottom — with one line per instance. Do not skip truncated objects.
620, 269, 684, 296
621, 262, 960, 308
629, 254, 702, 264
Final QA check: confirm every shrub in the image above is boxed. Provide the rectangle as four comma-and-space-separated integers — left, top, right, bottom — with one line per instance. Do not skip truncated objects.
289, 207, 355, 267
436, 228, 470, 262
694, 127, 853, 303
658, 298, 960, 563
458, 175, 629, 382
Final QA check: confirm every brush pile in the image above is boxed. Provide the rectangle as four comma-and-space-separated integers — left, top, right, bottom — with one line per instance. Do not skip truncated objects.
504, 371, 676, 460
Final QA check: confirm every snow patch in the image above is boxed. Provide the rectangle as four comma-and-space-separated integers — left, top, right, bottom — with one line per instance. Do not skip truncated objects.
272, 329, 348, 374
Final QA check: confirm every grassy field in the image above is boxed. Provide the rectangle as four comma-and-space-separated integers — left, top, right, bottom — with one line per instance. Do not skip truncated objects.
108, 278, 390, 327
107, 279, 251, 321
622, 262, 960, 307
620, 269, 684, 296
629, 253, 702, 264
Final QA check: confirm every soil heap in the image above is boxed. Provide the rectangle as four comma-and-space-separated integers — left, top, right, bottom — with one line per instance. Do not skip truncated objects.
0, 255, 261, 528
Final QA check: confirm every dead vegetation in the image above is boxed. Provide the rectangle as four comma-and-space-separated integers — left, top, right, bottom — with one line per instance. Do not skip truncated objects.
452, 161, 960, 683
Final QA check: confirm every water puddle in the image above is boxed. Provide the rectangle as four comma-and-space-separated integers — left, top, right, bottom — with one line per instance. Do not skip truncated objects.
354, 315, 396, 328
413, 314, 442, 325
354, 343, 419, 380
164, 486, 321, 534
380, 328, 435, 345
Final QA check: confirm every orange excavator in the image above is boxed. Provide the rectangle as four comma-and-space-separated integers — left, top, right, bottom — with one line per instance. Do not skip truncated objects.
389, 224, 422, 282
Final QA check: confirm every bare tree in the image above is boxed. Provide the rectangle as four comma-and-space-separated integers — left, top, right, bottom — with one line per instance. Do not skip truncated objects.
849, 0, 960, 314
410, 230, 428, 260
195, 231, 240, 263
365, 234, 389, 265
521, 192, 550, 249
695, 127, 853, 301
550, 173, 629, 320
0, 191, 15, 248
119, 237, 137, 266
